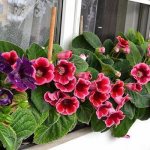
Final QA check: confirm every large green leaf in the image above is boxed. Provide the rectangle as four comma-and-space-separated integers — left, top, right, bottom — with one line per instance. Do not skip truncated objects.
91, 113, 106, 132
0, 123, 17, 150
77, 101, 94, 124
126, 41, 142, 66
128, 90, 150, 108
112, 117, 136, 137
52, 44, 63, 62
103, 39, 114, 54
70, 54, 88, 73
26, 43, 47, 60
0, 41, 24, 56
83, 32, 102, 49
34, 114, 77, 144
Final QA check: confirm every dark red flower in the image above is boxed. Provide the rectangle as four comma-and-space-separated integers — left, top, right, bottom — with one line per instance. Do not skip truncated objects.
96, 101, 112, 119
44, 91, 66, 106
54, 60, 76, 85
89, 91, 110, 107
131, 63, 150, 85
56, 96, 79, 115
57, 50, 72, 60
126, 83, 142, 92
55, 77, 76, 92
76, 72, 92, 80
32, 57, 54, 85
95, 73, 111, 93
111, 80, 124, 98
105, 110, 125, 127
1, 50, 18, 66
74, 78, 91, 99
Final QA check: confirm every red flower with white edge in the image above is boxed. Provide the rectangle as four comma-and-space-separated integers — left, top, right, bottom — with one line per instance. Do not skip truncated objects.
126, 83, 142, 92
131, 63, 150, 85
54, 60, 76, 85
95, 73, 111, 93
44, 91, 66, 106
2, 50, 18, 65
89, 91, 110, 107
114, 94, 131, 110
105, 110, 125, 127
96, 101, 112, 119
56, 96, 79, 115
55, 77, 76, 92
74, 78, 91, 99
76, 72, 92, 80
32, 57, 54, 85
115, 36, 130, 54
111, 80, 124, 98
57, 50, 72, 60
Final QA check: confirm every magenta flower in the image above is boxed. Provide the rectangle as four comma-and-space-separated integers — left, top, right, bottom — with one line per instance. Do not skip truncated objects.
95, 73, 111, 93
126, 83, 142, 92
89, 91, 110, 107
0, 88, 13, 106
55, 77, 76, 92
32, 57, 54, 85
1, 50, 18, 66
111, 80, 124, 98
57, 50, 72, 60
76, 72, 92, 80
56, 96, 79, 115
105, 110, 125, 127
44, 91, 66, 106
54, 60, 76, 85
131, 63, 150, 85
74, 78, 91, 99
96, 101, 112, 119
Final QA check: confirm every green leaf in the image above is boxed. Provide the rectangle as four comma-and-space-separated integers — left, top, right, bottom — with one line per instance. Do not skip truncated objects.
122, 102, 135, 120
0, 113, 12, 124
31, 86, 50, 113
52, 44, 63, 62
72, 35, 94, 51
112, 117, 136, 137
26, 43, 47, 60
128, 90, 150, 108
34, 114, 77, 144
0, 123, 17, 150
103, 39, 114, 54
91, 113, 106, 132
70, 54, 88, 73
77, 101, 94, 124
0, 41, 24, 57
86, 67, 99, 80
126, 30, 138, 44
126, 41, 142, 66
83, 32, 102, 49
135, 32, 145, 45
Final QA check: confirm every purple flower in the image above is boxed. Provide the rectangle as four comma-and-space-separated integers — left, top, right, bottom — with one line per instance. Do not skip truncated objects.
0, 88, 13, 106
0, 54, 12, 74
8, 57, 36, 91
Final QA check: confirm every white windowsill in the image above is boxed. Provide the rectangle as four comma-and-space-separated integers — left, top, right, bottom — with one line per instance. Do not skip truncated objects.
129, 0, 150, 5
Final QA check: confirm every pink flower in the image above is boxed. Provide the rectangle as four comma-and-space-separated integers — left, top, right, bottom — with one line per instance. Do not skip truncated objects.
111, 80, 124, 98
54, 60, 76, 85
32, 57, 54, 85
89, 91, 110, 107
95, 73, 111, 93
57, 50, 72, 60
105, 110, 125, 127
56, 96, 79, 115
11, 85, 27, 92
79, 54, 87, 61
114, 94, 131, 110
126, 83, 142, 92
96, 101, 112, 119
1, 50, 18, 65
98, 47, 105, 54
115, 36, 130, 54
74, 78, 91, 99
55, 77, 76, 92
44, 91, 66, 106
131, 63, 150, 85
76, 72, 92, 80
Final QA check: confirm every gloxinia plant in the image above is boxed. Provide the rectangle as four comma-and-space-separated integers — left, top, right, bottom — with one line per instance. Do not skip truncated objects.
0, 30, 150, 150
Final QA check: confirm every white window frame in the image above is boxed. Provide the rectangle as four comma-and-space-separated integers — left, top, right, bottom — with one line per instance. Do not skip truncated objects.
129, 0, 150, 5
60, 0, 82, 49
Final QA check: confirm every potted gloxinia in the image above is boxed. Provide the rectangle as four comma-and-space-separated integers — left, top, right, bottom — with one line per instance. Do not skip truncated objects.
0, 30, 150, 150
